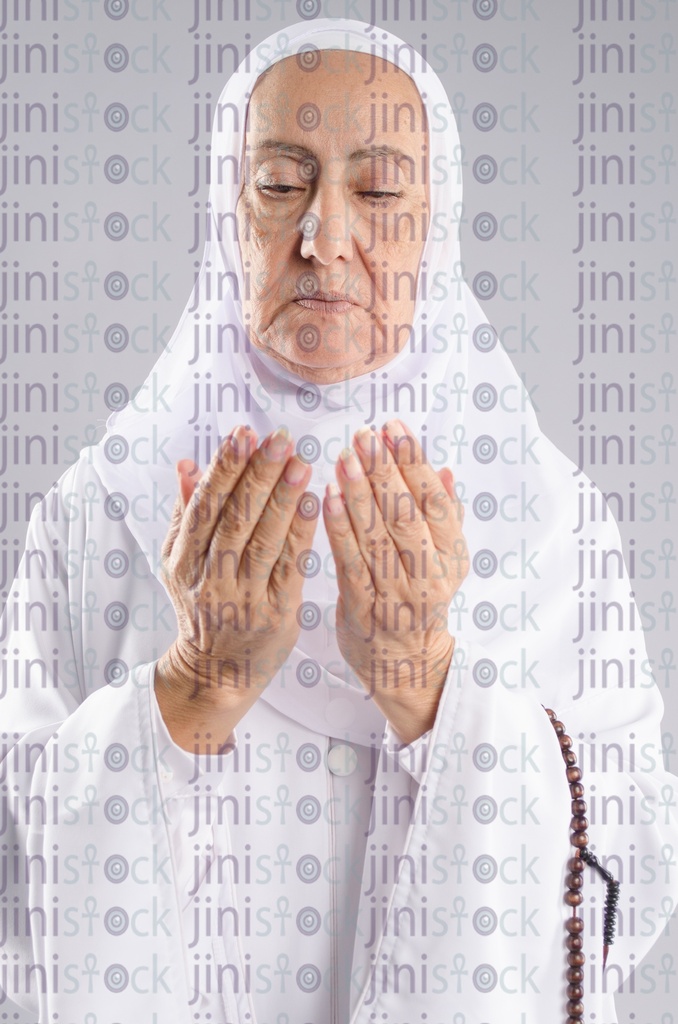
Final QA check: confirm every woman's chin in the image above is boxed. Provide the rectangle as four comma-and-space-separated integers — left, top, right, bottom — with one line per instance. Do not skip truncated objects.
268, 345, 370, 384
251, 313, 379, 382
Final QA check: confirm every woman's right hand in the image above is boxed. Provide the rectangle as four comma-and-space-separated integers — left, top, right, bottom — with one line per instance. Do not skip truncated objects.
154, 424, 317, 752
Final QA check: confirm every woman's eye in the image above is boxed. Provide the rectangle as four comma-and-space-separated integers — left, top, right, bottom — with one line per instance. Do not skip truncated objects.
256, 183, 302, 197
360, 190, 403, 205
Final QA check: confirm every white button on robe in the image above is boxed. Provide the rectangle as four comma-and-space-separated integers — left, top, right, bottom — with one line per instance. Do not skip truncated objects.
327, 743, 358, 777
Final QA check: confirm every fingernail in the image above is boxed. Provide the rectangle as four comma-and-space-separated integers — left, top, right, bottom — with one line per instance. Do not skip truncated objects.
264, 426, 292, 462
284, 456, 307, 485
383, 419, 405, 442
325, 482, 344, 517
339, 447, 363, 480
229, 424, 248, 458
354, 427, 377, 454
383, 418, 413, 460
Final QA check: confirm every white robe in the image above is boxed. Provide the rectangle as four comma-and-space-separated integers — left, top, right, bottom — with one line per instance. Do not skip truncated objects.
2, 451, 677, 1023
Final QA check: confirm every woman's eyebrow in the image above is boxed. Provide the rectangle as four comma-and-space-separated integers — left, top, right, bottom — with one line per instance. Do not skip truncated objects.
254, 140, 410, 163
254, 140, 314, 160
350, 145, 410, 163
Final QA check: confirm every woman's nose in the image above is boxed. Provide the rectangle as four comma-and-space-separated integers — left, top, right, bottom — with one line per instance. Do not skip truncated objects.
298, 187, 354, 265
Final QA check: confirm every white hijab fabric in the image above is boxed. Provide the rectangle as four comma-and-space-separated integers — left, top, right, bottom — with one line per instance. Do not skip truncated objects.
91, 19, 613, 744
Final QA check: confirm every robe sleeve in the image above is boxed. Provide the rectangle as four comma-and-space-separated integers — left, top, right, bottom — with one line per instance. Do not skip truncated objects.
149, 680, 238, 795
381, 723, 433, 786
0, 462, 187, 1016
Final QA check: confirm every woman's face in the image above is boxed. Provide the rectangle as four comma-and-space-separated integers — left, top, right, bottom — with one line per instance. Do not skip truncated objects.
236, 50, 429, 385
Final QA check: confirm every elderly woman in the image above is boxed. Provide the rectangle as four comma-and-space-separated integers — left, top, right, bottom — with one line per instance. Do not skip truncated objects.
2, 19, 676, 1024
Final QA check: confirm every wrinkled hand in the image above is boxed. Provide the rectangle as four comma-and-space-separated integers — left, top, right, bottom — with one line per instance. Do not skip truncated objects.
156, 424, 317, 750
323, 419, 468, 743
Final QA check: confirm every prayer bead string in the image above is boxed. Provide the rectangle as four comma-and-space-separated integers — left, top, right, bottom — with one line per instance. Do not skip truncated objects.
544, 707, 620, 1024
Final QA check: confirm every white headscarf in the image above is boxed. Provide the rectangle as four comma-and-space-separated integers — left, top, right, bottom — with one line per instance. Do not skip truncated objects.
91, 19, 631, 744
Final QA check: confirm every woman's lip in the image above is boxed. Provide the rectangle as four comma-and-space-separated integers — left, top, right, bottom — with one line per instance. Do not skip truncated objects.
295, 297, 356, 313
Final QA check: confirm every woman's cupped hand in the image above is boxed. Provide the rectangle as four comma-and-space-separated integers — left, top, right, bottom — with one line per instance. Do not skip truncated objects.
155, 424, 317, 750
324, 420, 469, 743
155, 421, 468, 751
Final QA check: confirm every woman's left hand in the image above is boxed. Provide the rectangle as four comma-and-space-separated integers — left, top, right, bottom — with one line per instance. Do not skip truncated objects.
323, 419, 469, 744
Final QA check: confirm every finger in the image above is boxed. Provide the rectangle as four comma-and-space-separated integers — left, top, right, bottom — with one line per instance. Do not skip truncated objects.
438, 466, 455, 500
178, 458, 202, 509
161, 497, 182, 581
211, 426, 298, 570
174, 424, 257, 580
351, 427, 434, 581
334, 445, 402, 588
236, 454, 313, 588
437, 467, 465, 525
323, 482, 374, 601
382, 419, 464, 559
436, 467, 469, 585
161, 460, 203, 568
268, 489, 321, 606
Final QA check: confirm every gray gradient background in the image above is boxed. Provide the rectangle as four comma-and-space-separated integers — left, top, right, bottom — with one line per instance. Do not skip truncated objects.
5, 0, 677, 1018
